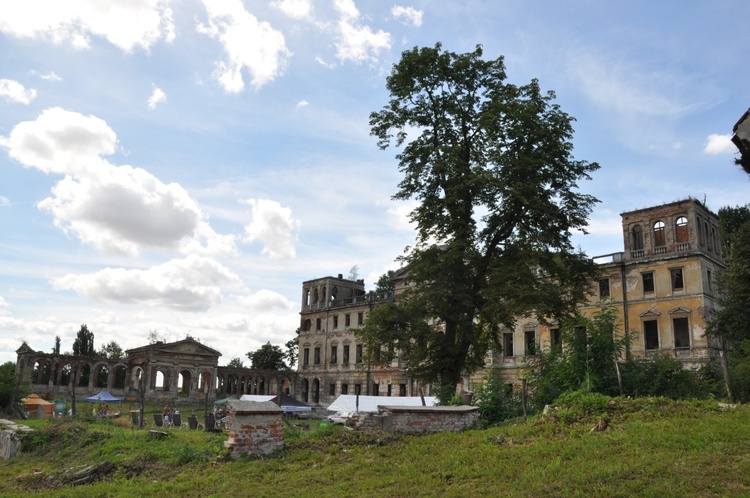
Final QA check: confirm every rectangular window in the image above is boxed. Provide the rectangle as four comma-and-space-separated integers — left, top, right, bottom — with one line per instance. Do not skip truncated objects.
399, 384, 406, 396
355, 344, 363, 363
303, 348, 310, 366
358, 312, 364, 325
599, 278, 610, 300
329, 384, 336, 396
524, 330, 536, 356
330, 345, 337, 364
341, 383, 348, 395
551, 328, 561, 349
670, 268, 684, 291
707, 270, 712, 292
313, 347, 320, 365
343, 345, 350, 364
316, 318, 321, 330
644, 320, 659, 350
673, 317, 690, 348
503, 332, 514, 357
345, 314, 351, 327
642, 272, 655, 294
333, 315, 338, 329
372, 383, 379, 396
354, 384, 361, 395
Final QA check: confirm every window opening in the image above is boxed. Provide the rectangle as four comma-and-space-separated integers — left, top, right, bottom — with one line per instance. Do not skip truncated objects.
599, 278, 610, 300
632, 225, 644, 251
355, 344, 363, 363
502, 332, 514, 357
675, 216, 688, 243
653, 221, 666, 248
313, 347, 320, 365
642, 272, 655, 294
673, 317, 690, 348
343, 345, 350, 364
524, 330, 536, 356
670, 268, 684, 291
644, 320, 659, 350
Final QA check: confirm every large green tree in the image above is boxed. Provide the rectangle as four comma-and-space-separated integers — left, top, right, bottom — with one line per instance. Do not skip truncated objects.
363, 44, 599, 394
247, 342, 288, 370
97, 340, 123, 359
72, 324, 95, 356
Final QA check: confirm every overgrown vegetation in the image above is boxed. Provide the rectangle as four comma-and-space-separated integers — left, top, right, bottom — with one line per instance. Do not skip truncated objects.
3, 397, 750, 497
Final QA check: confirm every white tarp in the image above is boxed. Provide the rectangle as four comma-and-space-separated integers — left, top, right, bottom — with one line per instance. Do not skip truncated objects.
327, 395, 438, 413
239, 395, 275, 402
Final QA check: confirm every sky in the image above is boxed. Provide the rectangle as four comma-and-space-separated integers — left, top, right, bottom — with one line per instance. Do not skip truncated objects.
1, 0, 748, 366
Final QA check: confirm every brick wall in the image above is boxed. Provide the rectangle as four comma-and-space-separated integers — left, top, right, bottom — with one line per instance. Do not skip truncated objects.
224, 401, 283, 458
352, 405, 479, 434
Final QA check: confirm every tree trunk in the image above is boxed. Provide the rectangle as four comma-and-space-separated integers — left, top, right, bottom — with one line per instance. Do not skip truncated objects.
719, 342, 734, 403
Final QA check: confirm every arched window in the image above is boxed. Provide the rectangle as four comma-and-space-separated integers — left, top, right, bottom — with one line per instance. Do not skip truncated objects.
632, 225, 644, 251
675, 216, 688, 243
653, 221, 666, 247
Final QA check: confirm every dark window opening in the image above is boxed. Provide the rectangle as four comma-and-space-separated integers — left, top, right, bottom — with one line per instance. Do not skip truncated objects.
354, 384, 361, 395
707, 270, 712, 292
343, 345, 350, 364
345, 314, 351, 327
670, 268, 684, 291
654, 221, 666, 247
372, 383, 379, 396
387, 384, 392, 396
399, 384, 406, 396
674, 317, 690, 348
329, 384, 336, 396
358, 312, 364, 325
599, 278, 610, 300
355, 344, 363, 363
313, 347, 320, 365
303, 348, 310, 366
330, 346, 337, 364
524, 330, 536, 356
316, 318, 321, 331
644, 320, 659, 350
503, 332, 514, 357
551, 328, 561, 349
642, 272, 655, 293
341, 383, 348, 395
333, 315, 338, 329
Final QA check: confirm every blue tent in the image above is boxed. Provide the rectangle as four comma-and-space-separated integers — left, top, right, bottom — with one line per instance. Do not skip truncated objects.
85, 391, 123, 403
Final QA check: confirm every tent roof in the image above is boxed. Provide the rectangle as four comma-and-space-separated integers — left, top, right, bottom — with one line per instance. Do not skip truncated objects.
84, 391, 123, 403
327, 395, 438, 413
271, 393, 311, 412
239, 395, 275, 403
22, 394, 53, 406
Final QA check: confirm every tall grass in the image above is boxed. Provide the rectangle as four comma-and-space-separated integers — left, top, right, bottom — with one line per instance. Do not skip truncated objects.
2, 398, 750, 497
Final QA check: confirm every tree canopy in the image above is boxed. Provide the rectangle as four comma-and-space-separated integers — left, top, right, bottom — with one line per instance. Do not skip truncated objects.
707, 205, 750, 343
97, 341, 123, 359
362, 44, 599, 394
73, 324, 95, 356
247, 342, 288, 370
227, 357, 245, 369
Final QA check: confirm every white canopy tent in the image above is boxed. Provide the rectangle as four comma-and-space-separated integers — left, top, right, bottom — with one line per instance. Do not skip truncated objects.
327, 395, 438, 413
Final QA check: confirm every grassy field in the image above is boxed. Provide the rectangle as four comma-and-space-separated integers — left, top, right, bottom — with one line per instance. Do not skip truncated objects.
2, 397, 750, 497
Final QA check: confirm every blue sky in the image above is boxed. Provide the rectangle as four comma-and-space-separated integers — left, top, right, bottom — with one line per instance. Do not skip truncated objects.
1, 0, 748, 365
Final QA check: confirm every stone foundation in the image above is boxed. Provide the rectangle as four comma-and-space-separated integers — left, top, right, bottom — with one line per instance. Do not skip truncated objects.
352, 405, 479, 434
223, 401, 283, 458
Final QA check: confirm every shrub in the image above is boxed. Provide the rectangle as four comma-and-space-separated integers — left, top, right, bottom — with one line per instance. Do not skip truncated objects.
621, 355, 701, 399
473, 373, 524, 425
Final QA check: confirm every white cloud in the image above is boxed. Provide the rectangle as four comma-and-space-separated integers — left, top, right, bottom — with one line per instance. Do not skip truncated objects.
147, 85, 167, 110
0, 296, 9, 315
704, 133, 735, 154
0, 195, 9, 206
333, 0, 391, 63
237, 289, 294, 312
242, 198, 299, 259
0, 79, 37, 104
197, 0, 290, 92
52, 254, 244, 312
40, 71, 62, 81
296, 100, 309, 109
0, 0, 175, 52
1, 107, 236, 256
391, 6, 423, 27
272, 0, 312, 19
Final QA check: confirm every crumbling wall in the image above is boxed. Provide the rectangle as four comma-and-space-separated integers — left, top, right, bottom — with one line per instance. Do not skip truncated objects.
223, 400, 283, 458
352, 405, 479, 434
0, 419, 33, 459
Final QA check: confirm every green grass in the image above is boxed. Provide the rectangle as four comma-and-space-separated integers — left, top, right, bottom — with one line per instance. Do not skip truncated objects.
2, 398, 750, 497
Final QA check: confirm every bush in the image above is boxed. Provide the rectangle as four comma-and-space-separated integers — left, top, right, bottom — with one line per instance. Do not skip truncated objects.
621, 355, 701, 399
473, 373, 524, 425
